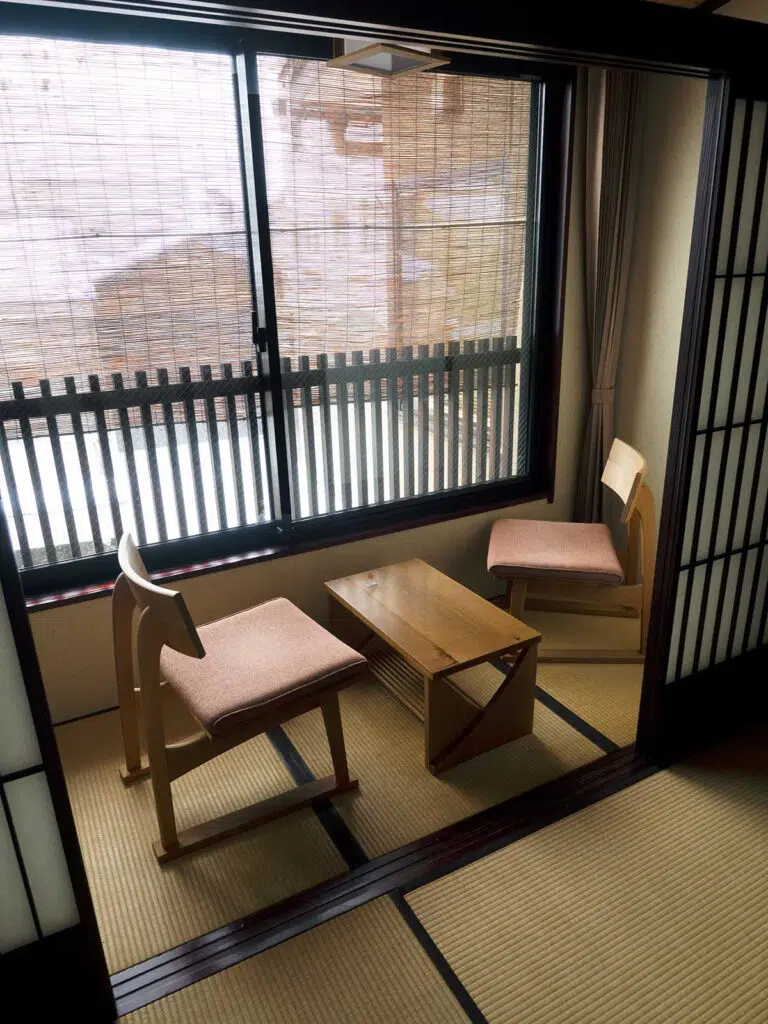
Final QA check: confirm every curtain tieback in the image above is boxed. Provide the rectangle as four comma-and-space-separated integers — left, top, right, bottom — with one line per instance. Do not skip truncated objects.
591, 387, 614, 405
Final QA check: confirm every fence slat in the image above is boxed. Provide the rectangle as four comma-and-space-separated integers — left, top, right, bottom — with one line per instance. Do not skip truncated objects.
447, 341, 461, 490
432, 343, 445, 494
12, 382, 56, 563
487, 339, 504, 480
476, 339, 490, 483
351, 351, 369, 507
180, 367, 207, 534
243, 361, 266, 521
461, 341, 476, 487
386, 348, 400, 501
222, 363, 246, 528
135, 371, 167, 542
370, 350, 384, 504
299, 356, 319, 517
39, 380, 80, 559
90, 376, 123, 544
335, 353, 353, 510
157, 369, 187, 537
417, 345, 430, 494
112, 374, 145, 544
316, 355, 335, 513
64, 376, 102, 551
281, 356, 302, 517
0, 420, 33, 567
401, 346, 414, 498
200, 365, 228, 531
501, 337, 516, 478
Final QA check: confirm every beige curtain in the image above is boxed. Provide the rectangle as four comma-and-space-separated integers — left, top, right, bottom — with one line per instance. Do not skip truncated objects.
574, 67, 640, 523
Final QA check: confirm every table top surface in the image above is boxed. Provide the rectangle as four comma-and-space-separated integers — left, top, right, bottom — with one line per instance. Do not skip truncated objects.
325, 558, 540, 678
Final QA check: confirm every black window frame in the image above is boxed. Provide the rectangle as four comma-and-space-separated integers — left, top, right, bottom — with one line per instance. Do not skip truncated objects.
0, 8, 574, 597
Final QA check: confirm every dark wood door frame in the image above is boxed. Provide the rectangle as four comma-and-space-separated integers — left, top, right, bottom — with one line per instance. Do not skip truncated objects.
1, 1, 768, 1017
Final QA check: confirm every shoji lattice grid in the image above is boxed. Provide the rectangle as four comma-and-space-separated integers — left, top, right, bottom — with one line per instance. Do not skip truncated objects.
667, 98, 768, 682
0, 585, 78, 951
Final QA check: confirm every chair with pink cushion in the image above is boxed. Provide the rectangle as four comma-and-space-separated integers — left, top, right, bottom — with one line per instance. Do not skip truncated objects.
113, 534, 366, 863
487, 438, 655, 663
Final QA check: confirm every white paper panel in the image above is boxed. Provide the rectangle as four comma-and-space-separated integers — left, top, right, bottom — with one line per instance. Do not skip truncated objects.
680, 563, 706, 679
682, 434, 705, 564
731, 279, 766, 423
712, 279, 743, 427
713, 554, 741, 665
666, 569, 688, 684
698, 558, 724, 672
747, 548, 768, 650
717, 100, 747, 275
713, 426, 743, 556
0, 586, 41, 775
697, 280, 724, 429
748, 441, 768, 545
731, 547, 758, 658
695, 430, 724, 562
5, 774, 79, 938
755, 123, 768, 274
0, 795, 38, 952
734, 102, 768, 275
750, 290, 768, 422
729, 422, 761, 551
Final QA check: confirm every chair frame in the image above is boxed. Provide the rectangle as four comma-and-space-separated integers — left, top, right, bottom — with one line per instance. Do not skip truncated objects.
502, 439, 656, 664
114, 535, 360, 864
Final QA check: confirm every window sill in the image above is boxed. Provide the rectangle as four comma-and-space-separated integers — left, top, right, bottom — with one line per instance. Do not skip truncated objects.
24, 481, 550, 613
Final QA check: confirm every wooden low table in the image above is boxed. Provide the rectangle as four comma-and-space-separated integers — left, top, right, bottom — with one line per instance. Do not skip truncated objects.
325, 559, 541, 774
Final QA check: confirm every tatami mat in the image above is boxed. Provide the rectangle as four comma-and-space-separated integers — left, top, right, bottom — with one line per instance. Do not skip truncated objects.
123, 896, 470, 1024
56, 696, 346, 973
525, 609, 641, 653
407, 722, 768, 1024
537, 661, 642, 745
284, 673, 602, 858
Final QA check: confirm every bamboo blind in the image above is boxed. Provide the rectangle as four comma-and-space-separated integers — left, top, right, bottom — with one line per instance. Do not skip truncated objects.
257, 57, 532, 360
0, 38, 252, 397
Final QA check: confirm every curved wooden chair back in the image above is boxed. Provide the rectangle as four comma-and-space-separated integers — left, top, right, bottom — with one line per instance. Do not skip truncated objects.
117, 533, 204, 659
601, 437, 648, 524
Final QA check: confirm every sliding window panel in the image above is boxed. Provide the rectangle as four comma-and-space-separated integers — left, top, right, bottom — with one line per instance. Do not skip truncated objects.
0, 37, 273, 580
256, 56, 537, 519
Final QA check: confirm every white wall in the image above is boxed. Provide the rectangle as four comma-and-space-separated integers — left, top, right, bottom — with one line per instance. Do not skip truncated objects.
30, 82, 589, 724
614, 73, 707, 520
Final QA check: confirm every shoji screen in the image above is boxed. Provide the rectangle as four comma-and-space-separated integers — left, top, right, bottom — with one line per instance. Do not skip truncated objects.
0, 583, 79, 950
666, 97, 768, 683
0, 502, 112, 1017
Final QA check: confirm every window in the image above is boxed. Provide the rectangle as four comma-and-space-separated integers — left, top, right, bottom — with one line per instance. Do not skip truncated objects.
0, 33, 570, 593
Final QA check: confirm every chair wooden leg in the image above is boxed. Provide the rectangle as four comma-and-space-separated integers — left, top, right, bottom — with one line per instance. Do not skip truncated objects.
506, 579, 528, 619
321, 693, 351, 787
113, 573, 146, 784
138, 613, 179, 855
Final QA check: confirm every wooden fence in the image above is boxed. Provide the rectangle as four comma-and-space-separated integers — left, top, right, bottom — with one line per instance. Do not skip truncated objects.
0, 338, 521, 568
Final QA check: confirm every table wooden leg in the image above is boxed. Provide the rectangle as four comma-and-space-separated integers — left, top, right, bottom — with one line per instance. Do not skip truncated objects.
428, 643, 538, 774
424, 674, 477, 771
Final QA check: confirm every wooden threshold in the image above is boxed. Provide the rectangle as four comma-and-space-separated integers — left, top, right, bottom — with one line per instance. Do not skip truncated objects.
111, 744, 657, 1016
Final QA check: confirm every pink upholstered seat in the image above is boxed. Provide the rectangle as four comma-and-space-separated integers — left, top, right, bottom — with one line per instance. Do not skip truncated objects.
487, 519, 624, 585
160, 597, 366, 736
